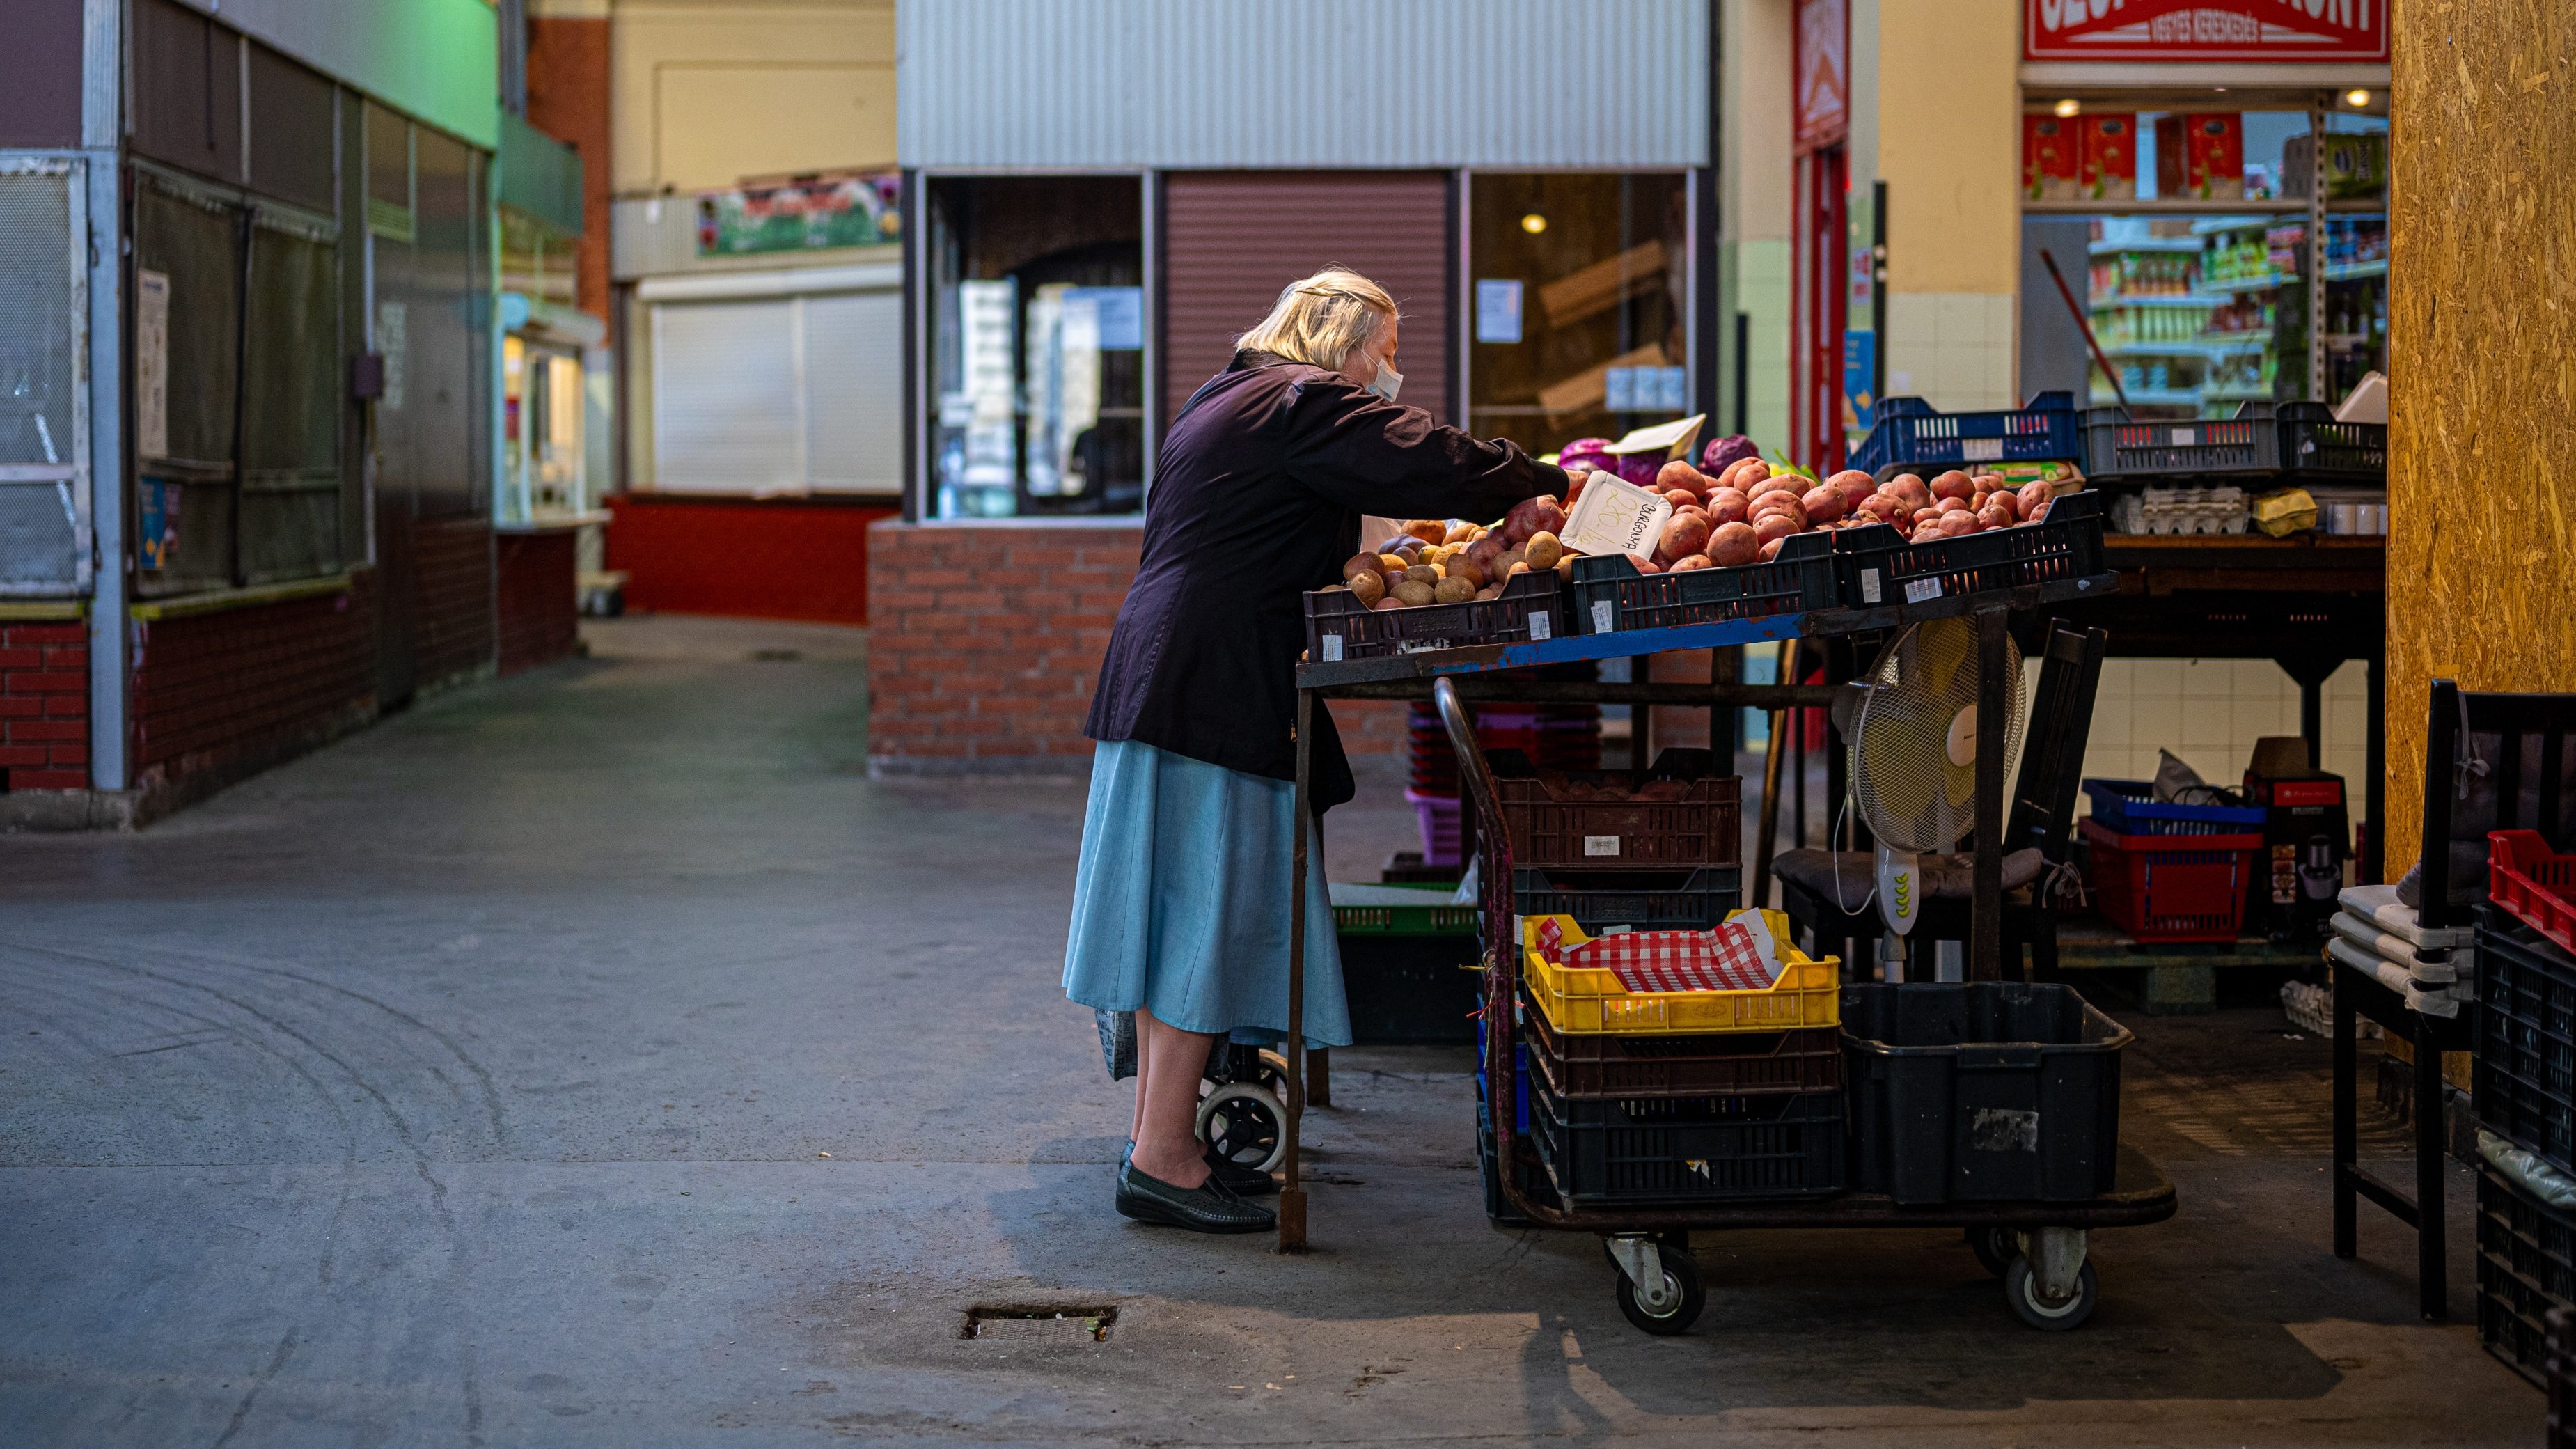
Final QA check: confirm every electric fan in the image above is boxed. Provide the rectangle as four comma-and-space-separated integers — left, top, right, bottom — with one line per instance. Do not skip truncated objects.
1843, 617, 2025, 980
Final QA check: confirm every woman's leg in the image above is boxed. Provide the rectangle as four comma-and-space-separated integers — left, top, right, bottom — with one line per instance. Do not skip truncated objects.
1129, 1007, 1214, 1188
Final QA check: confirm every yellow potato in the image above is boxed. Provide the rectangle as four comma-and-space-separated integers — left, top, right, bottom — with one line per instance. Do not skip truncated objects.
1392, 579, 1438, 606
1348, 570, 1385, 607
1404, 563, 1440, 586
1433, 575, 1475, 604
1524, 531, 1564, 571
1378, 553, 1411, 576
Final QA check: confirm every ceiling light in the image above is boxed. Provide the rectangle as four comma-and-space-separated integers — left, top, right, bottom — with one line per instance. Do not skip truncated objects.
1520, 213, 1547, 235
2053, 98, 2081, 118
2346, 88, 2373, 107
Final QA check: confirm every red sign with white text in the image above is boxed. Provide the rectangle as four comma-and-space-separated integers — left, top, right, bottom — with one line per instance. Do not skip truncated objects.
2025, 0, 2387, 63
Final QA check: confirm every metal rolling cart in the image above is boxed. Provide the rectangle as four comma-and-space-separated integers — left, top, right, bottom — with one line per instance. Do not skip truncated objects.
1273, 560, 2179, 1333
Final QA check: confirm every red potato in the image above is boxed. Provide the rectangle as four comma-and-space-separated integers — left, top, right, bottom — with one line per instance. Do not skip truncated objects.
1670, 554, 1713, 572
1752, 514, 1798, 547
1706, 521, 1760, 566
1799, 486, 1848, 525
1500, 494, 1564, 545
1663, 487, 1699, 511
1912, 507, 1942, 527
1372, 595, 1406, 611
1564, 471, 1589, 507
1825, 469, 1876, 501
1885, 473, 1932, 510
1937, 511, 1978, 538
1935, 494, 1972, 515
1978, 500, 2017, 531
1752, 498, 1806, 531
1759, 538, 1784, 561
1706, 487, 1751, 526
1930, 470, 1975, 503
1656, 460, 1706, 496
2027, 498, 2052, 522
2016, 481, 2052, 519
1466, 537, 1506, 570
1658, 512, 1713, 563
1750, 473, 1804, 499
1720, 458, 1770, 492
1626, 553, 1665, 575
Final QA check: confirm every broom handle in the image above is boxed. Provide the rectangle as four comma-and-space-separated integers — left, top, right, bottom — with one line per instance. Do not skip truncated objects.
2041, 248, 2128, 412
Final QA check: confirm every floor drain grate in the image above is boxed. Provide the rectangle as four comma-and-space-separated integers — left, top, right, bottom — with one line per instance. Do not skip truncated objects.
961, 1305, 1117, 1342
749, 648, 804, 662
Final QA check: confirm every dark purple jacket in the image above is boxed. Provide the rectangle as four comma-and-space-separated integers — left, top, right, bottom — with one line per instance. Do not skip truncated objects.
1085, 350, 1564, 810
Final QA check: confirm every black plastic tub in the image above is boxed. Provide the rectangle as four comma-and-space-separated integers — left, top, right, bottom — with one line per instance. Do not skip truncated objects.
1339, 932, 1479, 1045
1525, 1061, 1846, 1207
1511, 865, 1741, 934
1840, 982, 2133, 1204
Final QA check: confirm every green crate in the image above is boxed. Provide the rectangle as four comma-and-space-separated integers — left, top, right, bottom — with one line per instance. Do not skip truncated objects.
1328, 881, 1480, 936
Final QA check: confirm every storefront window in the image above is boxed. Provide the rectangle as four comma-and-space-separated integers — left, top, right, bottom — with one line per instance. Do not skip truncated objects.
2023, 105, 2387, 419
923, 175, 1145, 519
1465, 173, 1691, 459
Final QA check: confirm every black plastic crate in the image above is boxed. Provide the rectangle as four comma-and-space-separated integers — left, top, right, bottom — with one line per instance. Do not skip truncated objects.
2278, 402, 2387, 483
1841, 982, 2132, 1204
1304, 569, 1568, 664
1489, 746, 1741, 871
1523, 992, 1839, 1098
1832, 490, 2107, 612
1511, 865, 1741, 933
1340, 932, 1480, 1045
1569, 531, 1837, 635
1477, 1083, 1557, 1224
2478, 1166, 2576, 1388
2549, 1306, 2575, 1449
1847, 390, 2082, 476
2079, 401, 2284, 481
1524, 1062, 1845, 1206
2474, 902, 2576, 1179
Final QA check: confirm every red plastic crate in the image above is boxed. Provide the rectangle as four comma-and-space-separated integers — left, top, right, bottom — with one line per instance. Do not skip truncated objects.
2080, 817, 2260, 943
2492, 830, 2576, 957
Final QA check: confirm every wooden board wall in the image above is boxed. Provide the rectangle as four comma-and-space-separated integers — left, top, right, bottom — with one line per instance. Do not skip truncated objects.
2383, 0, 2576, 869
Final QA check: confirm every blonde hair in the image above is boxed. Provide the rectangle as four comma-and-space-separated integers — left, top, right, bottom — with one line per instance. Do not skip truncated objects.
1234, 267, 1399, 370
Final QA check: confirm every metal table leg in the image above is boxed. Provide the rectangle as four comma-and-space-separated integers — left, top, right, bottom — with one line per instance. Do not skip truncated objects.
2414, 1024, 2445, 1319
1972, 605, 2009, 981
2332, 969, 2358, 1258
1280, 689, 1311, 1252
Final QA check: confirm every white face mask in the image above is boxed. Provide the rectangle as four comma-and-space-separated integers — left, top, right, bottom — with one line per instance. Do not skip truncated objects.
1367, 360, 1404, 404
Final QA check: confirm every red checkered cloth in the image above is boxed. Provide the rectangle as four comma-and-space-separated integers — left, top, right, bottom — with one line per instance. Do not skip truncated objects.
1532, 918, 1780, 994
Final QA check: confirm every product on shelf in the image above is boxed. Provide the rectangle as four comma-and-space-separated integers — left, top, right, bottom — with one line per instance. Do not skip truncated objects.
2155, 113, 2245, 200
2080, 113, 2137, 201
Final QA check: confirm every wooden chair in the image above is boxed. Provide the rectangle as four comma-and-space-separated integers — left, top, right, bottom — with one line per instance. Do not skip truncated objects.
1778, 622, 2108, 981
2334, 679, 2576, 1319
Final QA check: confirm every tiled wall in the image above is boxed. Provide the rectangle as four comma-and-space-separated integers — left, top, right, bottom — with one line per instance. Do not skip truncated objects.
2071, 656, 2370, 795
1883, 292, 2018, 409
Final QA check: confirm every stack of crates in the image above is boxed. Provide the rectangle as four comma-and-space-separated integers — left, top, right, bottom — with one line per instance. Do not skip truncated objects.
1406, 698, 1601, 868
2472, 831, 2576, 1386
2078, 780, 2268, 942
1514, 910, 1846, 1205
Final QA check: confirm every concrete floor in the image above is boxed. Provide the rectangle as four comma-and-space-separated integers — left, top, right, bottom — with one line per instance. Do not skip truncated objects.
0, 614, 2542, 1447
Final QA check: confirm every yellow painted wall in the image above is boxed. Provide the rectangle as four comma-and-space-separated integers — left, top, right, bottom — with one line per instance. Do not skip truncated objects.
1873, 0, 2018, 297
2383, 0, 2576, 869
610, 1, 896, 195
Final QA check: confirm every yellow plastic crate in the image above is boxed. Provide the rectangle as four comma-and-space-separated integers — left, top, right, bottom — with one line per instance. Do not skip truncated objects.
1520, 909, 1841, 1036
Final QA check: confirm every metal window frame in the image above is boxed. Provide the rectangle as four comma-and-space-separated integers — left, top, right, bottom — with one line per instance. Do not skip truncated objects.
906, 167, 1153, 526
1454, 165, 1700, 448
0, 155, 93, 598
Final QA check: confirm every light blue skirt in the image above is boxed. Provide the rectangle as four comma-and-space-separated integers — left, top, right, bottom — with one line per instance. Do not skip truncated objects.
1063, 739, 1350, 1054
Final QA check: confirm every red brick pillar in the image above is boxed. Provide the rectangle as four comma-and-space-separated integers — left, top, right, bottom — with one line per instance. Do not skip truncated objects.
0, 622, 91, 790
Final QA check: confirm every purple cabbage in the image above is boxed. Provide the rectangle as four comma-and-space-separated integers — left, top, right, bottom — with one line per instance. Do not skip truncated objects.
1701, 434, 1760, 474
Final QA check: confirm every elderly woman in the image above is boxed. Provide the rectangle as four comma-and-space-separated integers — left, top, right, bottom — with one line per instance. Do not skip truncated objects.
1063, 267, 1566, 1232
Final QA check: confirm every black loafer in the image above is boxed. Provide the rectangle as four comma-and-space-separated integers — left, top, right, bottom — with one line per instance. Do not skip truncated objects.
1123, 1141, 1280, 1198
1115, 1162, 1275, 1234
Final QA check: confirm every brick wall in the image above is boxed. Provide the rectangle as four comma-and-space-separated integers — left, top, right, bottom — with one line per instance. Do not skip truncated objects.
132, 581, 377, 808
1, 621, 91, 791
414, 515, 496, 689
526, 15, 612, 322
610, 495, 894, 624
865, 520, 1401, 774
496, 530, 579, 677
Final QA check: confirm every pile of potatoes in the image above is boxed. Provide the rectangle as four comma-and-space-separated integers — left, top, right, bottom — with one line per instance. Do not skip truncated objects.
1622, 457, 2060, 574
1328, 494, 1578, 611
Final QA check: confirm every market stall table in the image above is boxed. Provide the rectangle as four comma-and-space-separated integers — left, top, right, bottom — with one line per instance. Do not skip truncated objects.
1272, 567, 2177, 1334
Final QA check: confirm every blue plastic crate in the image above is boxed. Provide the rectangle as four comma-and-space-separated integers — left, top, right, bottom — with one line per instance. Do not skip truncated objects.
1847, 390, 2082, 478
2082, 778, 2266, 836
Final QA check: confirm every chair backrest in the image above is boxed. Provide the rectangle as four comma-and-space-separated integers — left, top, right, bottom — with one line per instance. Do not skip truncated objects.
2419, 680, 2576, 930
2003, 623, 2110, 864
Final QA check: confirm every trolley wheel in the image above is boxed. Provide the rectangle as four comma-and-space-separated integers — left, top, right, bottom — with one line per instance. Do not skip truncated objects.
1195, 1081, 1287, 1175
1612, 1244, 1706, 1336
1256, 1049, 1292, 1098
1968, 1225, 2018, 1278
2002, 1255, 2099, 1331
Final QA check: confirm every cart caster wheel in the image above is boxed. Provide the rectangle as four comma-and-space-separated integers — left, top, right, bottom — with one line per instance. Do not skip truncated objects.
1256, 1049, 1292, 1098
1968, 1225, 2018, 1278
2003, 1255, 2098, 1331
1612, 1244, 1705, 1336
1196, 1081, 1287, 1175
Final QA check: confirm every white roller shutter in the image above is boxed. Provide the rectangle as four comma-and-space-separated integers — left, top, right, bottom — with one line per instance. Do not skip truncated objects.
650, 297, 801, 492
802, 290, 902, 493
644, 265, 902, 497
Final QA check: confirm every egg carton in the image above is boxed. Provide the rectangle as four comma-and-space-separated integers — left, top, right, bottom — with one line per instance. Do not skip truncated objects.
2110, 485, 2248, 535
2280, 978, 2382, 1040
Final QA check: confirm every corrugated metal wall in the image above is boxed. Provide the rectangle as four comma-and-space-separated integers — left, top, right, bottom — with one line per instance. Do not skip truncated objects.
1161, 173, 1451, 424
899, 0, 1708, 169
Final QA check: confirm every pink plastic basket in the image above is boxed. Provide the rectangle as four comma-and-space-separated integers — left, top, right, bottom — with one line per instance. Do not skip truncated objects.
1406, 788, 1463, 867
2491, 830, 2576, 957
